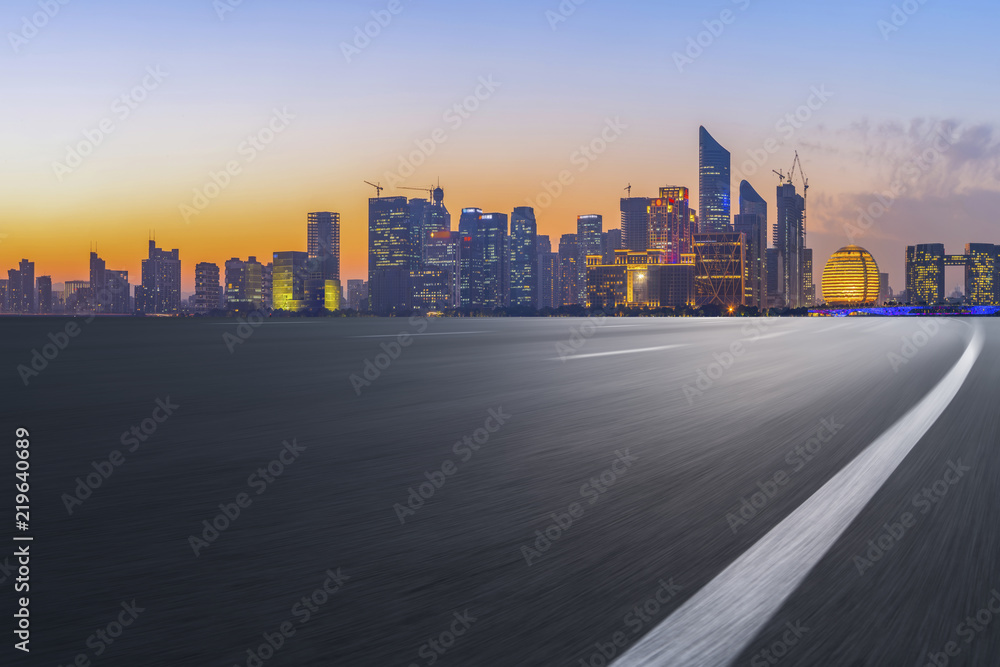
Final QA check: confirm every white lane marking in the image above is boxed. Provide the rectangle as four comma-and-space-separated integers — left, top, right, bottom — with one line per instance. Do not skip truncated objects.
612, 327, 984, 667
350, 332, 485, 338
552, 345, 687, 361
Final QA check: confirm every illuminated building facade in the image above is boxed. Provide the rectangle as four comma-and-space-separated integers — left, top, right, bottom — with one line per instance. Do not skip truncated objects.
306, 212, 341, 310
457, 209, 482, 309
347, 280, 367, 312
139, 242, 181, 315
905, 244, 945, 305
699, 126, 731, 233
324, 279, 342, 312
424, 231, 461, 307
273, 251, 308, 311
6, 260, 35, 313
559, 234, 580, 306
195, 263, 222, 312
803, 248, 815, 307
37, 276, 52, 314
478, 212, 508, 310
649, 187, 693, 263
413, 268, 452, 311
369, 196, 414, 314
105, 270, 130, 314
621, 197, 652, 252
965, 244, 998, 305
510, 207, 538, 309
734, 180, 767, 310
225, 257, 263, 308
586, 250, 694, 310
822, 245, 881, 306
905, 243, 999, 306
693, 233, 746, 310
577, 215, 603, 303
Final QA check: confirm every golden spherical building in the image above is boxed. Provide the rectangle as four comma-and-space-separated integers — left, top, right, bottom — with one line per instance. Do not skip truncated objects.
822, 246, 881, 306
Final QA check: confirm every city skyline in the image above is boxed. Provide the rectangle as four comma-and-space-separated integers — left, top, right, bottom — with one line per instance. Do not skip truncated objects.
2, 1, 998, 294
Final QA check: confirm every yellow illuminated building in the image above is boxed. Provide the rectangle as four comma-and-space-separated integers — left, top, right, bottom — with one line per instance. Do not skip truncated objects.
822, 246, 880, 306
325, 279, 342, 311
586, 250, 693, 309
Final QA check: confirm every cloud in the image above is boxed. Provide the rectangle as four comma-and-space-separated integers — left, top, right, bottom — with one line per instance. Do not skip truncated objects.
801, 117, 1000, 197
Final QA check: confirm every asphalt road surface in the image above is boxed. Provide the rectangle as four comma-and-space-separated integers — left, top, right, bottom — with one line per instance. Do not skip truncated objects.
2, 316, 998, 666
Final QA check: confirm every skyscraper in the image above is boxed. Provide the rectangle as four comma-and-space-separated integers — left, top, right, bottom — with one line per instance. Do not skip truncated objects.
559, 234, 580, 306
478, 213, 508, 310
6, 260, 35, 313
305, 212, 341, 310
621, 197, 652, 252
905, 244, 945, 305
424, 231, 461, 308
347, 280, 368, 311
802, 248, 815, 307
734, 180, 768, 310
699, 126, 731, 233
774, 183, 805, 308
878, 273, 891, 305
368, 196, 414, 315
537, 234, 560, 310
577, 215, 603, 304
408, 187, 451, 263
90, 252, 107, 313
36, 276, 52, 314
649, 187, 692, 263
510, 207, 538, 309
261, 263, 273, 309
308, 212, 341, 281
965, 244, 997, 305
106, 270, 130, 314
603, 229, 622, 264
195, 263, 222, 312
19, 259, 35, 313
139, 241, 181, 315
425, 186, 451, 237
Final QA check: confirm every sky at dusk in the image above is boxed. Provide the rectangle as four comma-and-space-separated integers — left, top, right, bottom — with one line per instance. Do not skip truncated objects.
2, 0, 999, 293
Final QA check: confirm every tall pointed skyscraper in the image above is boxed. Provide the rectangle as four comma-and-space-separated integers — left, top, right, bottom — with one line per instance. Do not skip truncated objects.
699, 126, 732, 234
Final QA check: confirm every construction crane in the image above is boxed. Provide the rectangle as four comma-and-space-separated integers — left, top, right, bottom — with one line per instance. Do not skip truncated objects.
364, 181, 384, 198
772, 153, 810, 245
625, 183, 632, 197
399, 185, 435, 199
